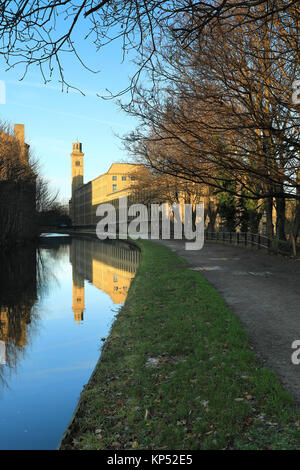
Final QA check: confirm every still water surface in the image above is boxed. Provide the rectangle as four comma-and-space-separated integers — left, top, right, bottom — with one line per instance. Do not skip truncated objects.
0, 236, 140, 449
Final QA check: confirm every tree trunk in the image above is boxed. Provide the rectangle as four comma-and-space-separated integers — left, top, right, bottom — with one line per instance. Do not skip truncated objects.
275, 195, 286, 241
290, 199, 300, 257
265, 196, 274, 239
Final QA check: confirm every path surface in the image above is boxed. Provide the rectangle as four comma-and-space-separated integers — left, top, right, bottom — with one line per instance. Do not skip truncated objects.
157, 239, 300, 403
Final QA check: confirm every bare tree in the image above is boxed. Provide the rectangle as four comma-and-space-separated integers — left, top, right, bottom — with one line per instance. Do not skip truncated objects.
35, 176, 60, 213
0, 1, 297, 95
122, 3, 299, 243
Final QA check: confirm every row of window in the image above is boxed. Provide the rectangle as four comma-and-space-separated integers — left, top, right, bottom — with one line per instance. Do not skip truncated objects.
112, 176, 135, 192
112, 175, 135, 181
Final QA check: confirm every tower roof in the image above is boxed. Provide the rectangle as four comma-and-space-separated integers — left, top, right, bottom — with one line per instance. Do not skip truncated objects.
71, 141, 84, 155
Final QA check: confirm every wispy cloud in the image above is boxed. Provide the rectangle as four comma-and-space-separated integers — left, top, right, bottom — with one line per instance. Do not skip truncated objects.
6, 79, 100, 97
9, 100, 131, 129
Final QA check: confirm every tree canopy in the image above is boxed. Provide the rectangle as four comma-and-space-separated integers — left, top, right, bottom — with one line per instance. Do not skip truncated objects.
0, 1, 298, 94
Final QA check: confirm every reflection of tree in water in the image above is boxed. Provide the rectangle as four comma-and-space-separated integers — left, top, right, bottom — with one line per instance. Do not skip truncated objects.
0, 239, 70, 393
36, 242, 69, 299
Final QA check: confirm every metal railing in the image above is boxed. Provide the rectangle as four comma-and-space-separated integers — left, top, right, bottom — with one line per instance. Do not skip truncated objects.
205, 231, 271, 250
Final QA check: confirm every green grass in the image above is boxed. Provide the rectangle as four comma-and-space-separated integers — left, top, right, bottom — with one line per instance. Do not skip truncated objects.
60, 240, 300, 450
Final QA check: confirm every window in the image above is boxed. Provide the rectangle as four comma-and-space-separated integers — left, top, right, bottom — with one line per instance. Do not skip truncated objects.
113, 275, 118, 282
112, 184, 117, 192
122, 176, 126, 181
112, 175, 117, 180
131, 176, 135, 181
75, 161, 80, 166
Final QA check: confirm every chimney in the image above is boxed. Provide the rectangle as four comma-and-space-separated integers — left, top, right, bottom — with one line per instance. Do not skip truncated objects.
14, 124, 29, 163
14, 124, 25, 145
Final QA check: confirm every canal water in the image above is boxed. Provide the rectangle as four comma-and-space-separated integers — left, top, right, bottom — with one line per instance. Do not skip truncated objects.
0, 236, 140, 450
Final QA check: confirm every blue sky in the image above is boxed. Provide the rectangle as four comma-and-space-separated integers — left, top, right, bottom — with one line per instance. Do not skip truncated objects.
0, 23, 140, 203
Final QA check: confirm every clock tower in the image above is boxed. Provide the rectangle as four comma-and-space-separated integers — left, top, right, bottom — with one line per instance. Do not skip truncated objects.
70, 141, 84, 223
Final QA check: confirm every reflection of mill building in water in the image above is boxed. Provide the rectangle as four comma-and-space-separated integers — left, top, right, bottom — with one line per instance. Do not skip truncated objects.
0, 308, 29, 347
70, 238, 140, 324
0, 247, 37, 366
0, 307, 31, 365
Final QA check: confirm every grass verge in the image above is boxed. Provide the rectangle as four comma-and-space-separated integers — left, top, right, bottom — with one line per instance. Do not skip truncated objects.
60, 240, 300, 450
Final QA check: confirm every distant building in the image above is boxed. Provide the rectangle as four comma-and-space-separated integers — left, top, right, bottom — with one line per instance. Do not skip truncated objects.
69, 141, 147, 225
0, 123, 30, 179
69, 141, 223, 234
12, 124, 30, 163
0, 124, 37, 245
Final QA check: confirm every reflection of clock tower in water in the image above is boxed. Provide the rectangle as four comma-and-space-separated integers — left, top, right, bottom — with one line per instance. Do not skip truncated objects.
70, 141, 84, 222
72, 272, 85, 324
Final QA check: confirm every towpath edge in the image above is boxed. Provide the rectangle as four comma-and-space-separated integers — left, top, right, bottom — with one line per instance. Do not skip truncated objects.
59, 239, 300, 450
